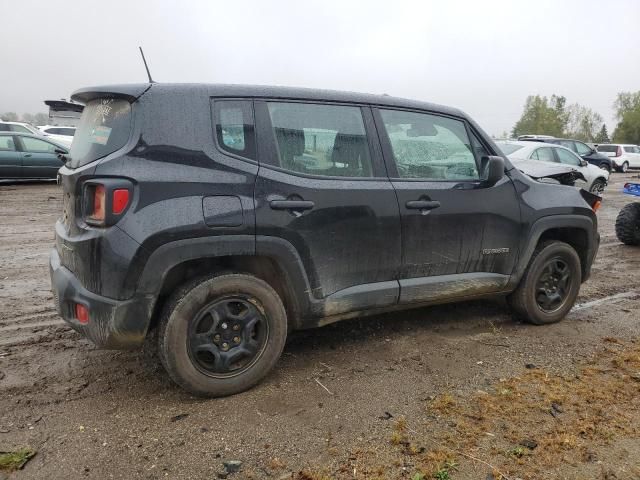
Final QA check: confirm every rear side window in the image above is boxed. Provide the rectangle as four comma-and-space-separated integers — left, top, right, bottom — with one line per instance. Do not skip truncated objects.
213, 100, 256, 160
69, 98, 132, 168
60, 128, 75, 136
597, 145, 617, 153
531, 147, 556, 162
266, 102, 372, 178
0, 136, 16, 150
379, 109, 479, 180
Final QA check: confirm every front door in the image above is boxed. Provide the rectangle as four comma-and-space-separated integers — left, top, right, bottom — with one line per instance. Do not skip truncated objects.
17, 136, 63, 178
373, 107, 521, 304
254, 100, 401, 312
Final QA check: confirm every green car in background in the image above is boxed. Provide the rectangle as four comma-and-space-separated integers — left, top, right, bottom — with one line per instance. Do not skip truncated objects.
0, 132, 68, 180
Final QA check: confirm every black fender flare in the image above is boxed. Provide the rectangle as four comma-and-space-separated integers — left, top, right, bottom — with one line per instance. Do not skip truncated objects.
508, 214, 599, 289
136, 235, 316, 327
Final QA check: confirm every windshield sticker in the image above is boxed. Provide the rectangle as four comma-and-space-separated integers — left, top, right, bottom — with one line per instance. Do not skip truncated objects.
90, 126, 112, 145
94, 98, 114, 124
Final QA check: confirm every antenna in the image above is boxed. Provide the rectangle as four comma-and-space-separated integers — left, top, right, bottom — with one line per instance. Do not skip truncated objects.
138, 46, 155, 83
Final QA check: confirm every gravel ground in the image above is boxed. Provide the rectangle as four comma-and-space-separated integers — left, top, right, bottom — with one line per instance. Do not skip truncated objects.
0, 172, 639, 479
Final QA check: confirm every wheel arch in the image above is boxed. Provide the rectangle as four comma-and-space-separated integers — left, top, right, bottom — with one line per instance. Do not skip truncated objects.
510, 215, 598, 288
138, 236, 312, 333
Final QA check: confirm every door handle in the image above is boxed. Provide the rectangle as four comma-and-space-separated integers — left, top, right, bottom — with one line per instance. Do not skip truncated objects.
269, 200, 315, 211
406, 200, 441, 210
23, 153, 32, 158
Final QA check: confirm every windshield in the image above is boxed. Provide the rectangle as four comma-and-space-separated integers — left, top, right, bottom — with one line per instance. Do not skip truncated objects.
69, 98, 132, 168
498, 144, 524, 155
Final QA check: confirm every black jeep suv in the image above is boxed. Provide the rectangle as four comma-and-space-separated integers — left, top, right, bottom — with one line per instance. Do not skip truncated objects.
50, 84, 600, 397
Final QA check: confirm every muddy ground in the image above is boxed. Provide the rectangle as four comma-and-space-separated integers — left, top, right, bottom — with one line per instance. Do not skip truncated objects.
1, 173, 640, 480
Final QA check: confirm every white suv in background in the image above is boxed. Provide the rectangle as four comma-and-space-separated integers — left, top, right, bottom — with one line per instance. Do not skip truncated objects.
596, 144, 640, 172
38, 125, 76, 147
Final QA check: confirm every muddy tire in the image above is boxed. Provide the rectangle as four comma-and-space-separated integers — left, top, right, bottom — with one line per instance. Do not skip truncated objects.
615, 203, 640, 246
507, 241, 581, 325
589, 178, 606, 195
158, 273, 287, 397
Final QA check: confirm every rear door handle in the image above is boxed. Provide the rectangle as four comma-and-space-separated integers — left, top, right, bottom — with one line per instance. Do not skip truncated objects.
269, 200, 315, 211
23, 153, 32, 158
406, 200, 441, 210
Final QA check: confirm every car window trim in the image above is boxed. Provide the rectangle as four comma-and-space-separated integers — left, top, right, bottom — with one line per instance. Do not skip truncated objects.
253, 98, 386, 181
372, 106, 487, 183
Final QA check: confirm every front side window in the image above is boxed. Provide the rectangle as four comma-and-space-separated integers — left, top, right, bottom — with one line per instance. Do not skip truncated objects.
555, 147, 581, 166
266, 102, 372, 177
380, 109, 478, 180
624, 146, 639, 153
575, 142, 592, 155
60, 128, 75, 136
531, 147, 556, 162
213, 100, 255, 160
21, 137, 58, 153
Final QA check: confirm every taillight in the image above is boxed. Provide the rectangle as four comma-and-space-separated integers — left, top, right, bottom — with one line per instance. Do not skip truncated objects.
616, 146, 622, 157
75, 303, 90, 324
88, 184, 106, 222
112, 189, 130, 215
83, 179, 133, 226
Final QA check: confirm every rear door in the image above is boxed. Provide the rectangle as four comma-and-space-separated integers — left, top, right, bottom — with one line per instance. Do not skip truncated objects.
16, 136, 64, 178
254, 100, 401, 309
373, 107, 521, 304
0, 135, 22, 178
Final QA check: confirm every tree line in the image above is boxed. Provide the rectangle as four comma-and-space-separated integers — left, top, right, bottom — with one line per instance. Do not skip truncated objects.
0, 112, 50, 126
511, 91, 640, 144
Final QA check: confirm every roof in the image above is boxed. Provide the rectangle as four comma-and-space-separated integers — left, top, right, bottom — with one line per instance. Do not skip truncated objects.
70, 82, 465, 117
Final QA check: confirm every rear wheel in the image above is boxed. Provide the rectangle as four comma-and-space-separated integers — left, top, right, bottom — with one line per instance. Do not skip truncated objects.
618, 161, 629, 173
158, 273, 287, 397
589, 178, 606, 195
507, 241, 581, 325
615, 203, 640, 246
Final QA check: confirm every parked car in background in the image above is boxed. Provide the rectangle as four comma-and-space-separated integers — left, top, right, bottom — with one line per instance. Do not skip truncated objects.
38, 125, 76, 147
596, 144, 640, 172
496, 140, 609, 194
0, 121, 42, 135
0, 132, 67, 180
518, 137, 614, 172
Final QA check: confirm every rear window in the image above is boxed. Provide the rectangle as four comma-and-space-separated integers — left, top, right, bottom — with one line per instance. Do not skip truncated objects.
597, 145, 617, 153
69, 98, 132, 168
498, 144, 524, 155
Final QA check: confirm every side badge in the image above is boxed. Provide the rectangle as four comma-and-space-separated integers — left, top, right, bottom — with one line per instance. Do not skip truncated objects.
482, 248, 510, 255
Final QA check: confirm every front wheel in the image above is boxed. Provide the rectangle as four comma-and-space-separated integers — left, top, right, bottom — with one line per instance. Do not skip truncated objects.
589, 178, 606, 195
507, 241, 581, 325
158, 273, 288, 397
599, 162, 611, 172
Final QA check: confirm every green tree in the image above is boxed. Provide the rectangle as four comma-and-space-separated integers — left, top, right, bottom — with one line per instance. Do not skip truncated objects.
1, 112, 18, 121
566, 104, 604, 142
612, 91, 640, 144
511, 95, 566, 138
594, 124, 610, 143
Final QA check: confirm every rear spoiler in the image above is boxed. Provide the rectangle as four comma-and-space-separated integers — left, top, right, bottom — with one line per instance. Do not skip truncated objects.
71, 83, 152, 105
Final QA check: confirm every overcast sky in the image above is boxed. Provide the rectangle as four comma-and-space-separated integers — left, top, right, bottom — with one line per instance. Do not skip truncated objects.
1, 0, 638, 135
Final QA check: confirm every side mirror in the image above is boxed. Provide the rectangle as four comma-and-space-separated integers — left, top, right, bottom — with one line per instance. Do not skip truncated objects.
580, 159, 588, 167
482, 156, 504, 186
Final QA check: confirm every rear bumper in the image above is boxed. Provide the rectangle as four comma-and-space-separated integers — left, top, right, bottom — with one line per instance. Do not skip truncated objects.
49, 248, 155, 349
